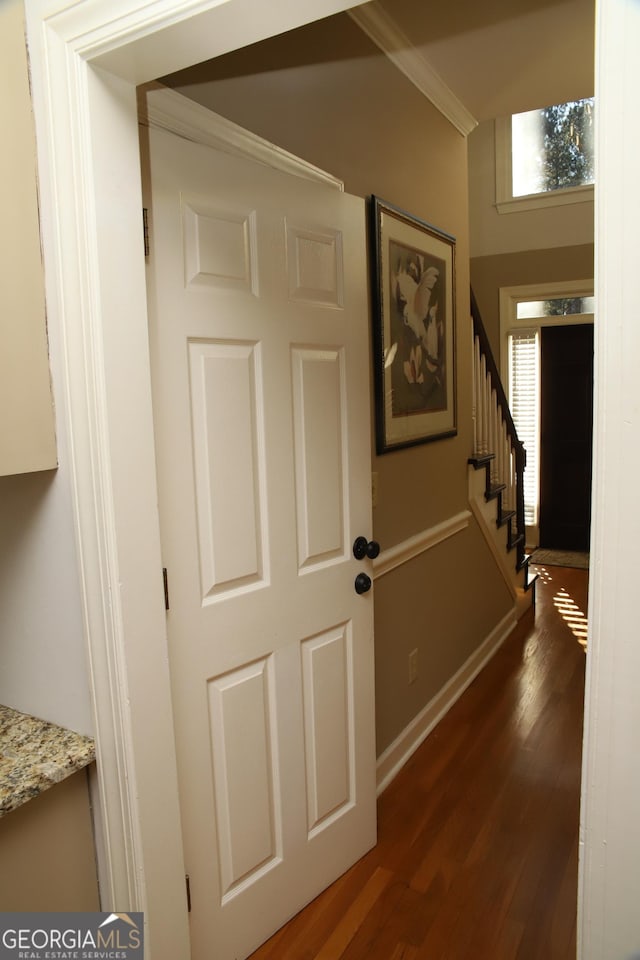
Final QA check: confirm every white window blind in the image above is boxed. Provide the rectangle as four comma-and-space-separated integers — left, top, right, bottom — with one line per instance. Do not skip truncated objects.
509, 331, 539, 527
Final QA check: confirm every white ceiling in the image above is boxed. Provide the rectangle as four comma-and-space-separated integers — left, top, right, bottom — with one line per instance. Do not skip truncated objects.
369, 0, 595, 122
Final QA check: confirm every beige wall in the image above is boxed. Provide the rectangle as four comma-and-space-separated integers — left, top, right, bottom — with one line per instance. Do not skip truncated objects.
471, 243, 595, 359
468, 118, 594, 259
0, 1, 93, 736
467, 85, 595, 370
164, 12, 513, 753
0, 770, 99, 910
374, 523, 512, 752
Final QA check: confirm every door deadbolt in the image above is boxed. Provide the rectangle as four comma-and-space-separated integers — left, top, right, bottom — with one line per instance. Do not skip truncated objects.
355, 572, 372, 595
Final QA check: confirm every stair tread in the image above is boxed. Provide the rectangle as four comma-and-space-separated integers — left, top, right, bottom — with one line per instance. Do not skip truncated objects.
497, 509, 516, 528
486, 483, 506, 501
510, 533, 525, 551
468, 454, 495, 468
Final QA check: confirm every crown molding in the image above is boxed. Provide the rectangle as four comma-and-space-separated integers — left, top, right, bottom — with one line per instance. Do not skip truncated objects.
138, 83, 344, 190
348, 2, 477, 138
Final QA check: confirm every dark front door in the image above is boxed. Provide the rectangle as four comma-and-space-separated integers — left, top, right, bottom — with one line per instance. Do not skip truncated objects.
539, 323, 594, 550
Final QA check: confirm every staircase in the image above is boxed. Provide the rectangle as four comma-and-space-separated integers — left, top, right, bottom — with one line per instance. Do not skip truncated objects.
468, 290, 536, 616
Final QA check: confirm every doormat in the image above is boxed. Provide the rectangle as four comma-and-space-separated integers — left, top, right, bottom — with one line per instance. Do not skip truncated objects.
529, 548, 589, 569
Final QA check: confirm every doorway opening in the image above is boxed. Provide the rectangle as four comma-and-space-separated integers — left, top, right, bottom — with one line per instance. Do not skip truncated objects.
500, 281, 594, 551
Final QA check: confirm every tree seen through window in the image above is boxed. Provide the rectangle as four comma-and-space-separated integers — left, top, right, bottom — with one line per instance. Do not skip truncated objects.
512, 98, 594, 197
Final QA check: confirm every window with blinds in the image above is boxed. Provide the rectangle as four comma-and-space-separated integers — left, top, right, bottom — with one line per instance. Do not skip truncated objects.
509, 331, 539, 527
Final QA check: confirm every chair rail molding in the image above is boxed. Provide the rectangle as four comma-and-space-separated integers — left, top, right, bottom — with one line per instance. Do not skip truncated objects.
373, 510, 471, 581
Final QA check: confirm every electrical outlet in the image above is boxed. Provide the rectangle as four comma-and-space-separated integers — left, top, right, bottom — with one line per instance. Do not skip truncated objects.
371, 472, 379, 508
409, 648, 418, 684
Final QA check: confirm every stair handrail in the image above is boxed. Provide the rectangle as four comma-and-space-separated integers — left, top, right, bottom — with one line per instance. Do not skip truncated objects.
470, 288, 527, 569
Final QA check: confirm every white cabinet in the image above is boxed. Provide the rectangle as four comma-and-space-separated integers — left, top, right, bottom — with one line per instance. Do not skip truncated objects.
0, 0, 56, 476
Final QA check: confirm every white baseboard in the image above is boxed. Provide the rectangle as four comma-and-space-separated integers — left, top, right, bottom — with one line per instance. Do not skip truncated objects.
376, 608, 517, 795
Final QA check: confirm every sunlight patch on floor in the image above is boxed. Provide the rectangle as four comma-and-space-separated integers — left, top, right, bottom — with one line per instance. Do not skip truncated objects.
531, 565, 588, 648
532, 564, 553, 583
553, 588, 588, 648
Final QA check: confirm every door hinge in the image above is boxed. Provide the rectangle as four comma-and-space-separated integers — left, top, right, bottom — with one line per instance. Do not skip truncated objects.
143, 207, 150, 257
185, 874, 192, 913
162, 567, 169, 611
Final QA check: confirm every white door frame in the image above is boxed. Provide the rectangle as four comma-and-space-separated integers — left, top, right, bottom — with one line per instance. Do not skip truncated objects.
22, 0, 640, 956
578, 1, 640, 957
24, 3, 366, 957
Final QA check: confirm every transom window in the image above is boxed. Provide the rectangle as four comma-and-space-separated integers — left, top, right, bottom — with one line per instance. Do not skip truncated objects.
517, 296, 595, 320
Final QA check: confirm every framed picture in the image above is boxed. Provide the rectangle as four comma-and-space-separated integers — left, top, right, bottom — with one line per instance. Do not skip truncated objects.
369, 196, 457, 454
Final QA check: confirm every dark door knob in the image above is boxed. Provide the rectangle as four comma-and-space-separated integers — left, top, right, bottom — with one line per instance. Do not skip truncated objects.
366, 539, 380, 559
353, 537, 381, 560
355, 572, 372, 595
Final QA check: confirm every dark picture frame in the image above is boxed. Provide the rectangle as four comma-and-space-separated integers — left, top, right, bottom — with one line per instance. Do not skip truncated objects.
369, 196, 457, 454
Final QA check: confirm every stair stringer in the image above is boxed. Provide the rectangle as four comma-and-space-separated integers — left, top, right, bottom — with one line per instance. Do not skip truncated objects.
468, 464, 534, 619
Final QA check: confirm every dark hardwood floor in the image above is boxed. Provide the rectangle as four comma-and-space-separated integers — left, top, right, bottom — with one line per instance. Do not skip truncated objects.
249, 564, 587, 960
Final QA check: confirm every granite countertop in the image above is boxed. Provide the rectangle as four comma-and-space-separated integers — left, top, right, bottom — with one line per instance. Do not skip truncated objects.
0, 705, 95, 816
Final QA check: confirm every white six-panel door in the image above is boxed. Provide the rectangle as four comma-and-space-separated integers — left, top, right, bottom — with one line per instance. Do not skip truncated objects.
143, 113, 377, 959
